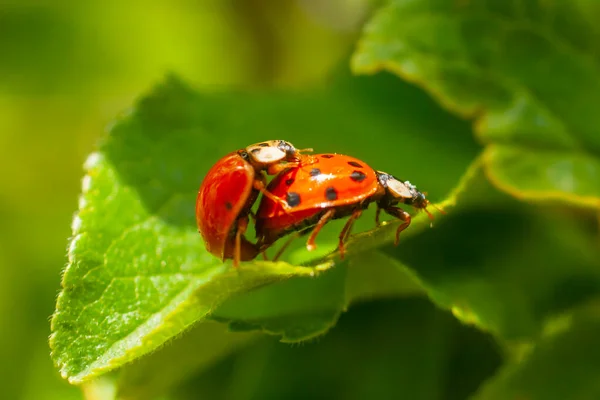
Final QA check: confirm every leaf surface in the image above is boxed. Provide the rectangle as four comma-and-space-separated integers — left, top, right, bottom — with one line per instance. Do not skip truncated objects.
51, 72, 473, 383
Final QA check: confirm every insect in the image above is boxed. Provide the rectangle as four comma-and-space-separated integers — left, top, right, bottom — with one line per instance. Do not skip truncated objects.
255, 153, 435, 259
196, 140, 312, 267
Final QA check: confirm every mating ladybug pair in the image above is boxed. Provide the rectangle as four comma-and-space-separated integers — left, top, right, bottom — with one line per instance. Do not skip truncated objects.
196, 140, 436, 267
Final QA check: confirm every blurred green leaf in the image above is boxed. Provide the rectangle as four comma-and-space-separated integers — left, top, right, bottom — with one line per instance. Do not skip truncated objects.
50, 71, 474, 384
81, 376, 118, 400
382, 166, 600, 340
117, 322, 258, 400
352, 0, 600, 208
174, 298, 501, 400
472, 302, 600, 400
344, 250, 424, 304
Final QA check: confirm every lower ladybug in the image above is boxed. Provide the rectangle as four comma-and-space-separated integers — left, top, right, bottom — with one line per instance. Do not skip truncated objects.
196, 140, 312, 267
255, 153, 435, 259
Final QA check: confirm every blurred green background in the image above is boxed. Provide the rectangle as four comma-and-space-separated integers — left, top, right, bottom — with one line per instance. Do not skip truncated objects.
4, 1, 600, 399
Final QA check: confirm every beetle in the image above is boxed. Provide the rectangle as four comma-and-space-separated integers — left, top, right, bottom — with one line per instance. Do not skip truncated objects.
196, 140, 312, 267
255, 153, 435, 259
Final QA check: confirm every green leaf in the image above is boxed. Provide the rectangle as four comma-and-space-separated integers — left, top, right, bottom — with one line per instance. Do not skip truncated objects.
352, 0, 600, 208
51, 71, 475, 384
472, 302, 600, 400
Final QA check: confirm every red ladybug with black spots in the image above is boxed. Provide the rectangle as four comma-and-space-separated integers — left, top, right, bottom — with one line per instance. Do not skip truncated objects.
196, 140, 312, 267
255, 153, 434, 259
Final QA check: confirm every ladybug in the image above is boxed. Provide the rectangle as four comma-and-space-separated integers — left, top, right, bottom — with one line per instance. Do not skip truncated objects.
255, 153, 434, 259
196, 140, 312, 267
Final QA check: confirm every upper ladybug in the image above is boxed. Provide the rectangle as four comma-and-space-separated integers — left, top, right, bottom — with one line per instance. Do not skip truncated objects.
196, 140, 312, 267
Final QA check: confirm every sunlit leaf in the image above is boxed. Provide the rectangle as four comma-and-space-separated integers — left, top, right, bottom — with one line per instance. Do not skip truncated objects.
50, 72, 470, 384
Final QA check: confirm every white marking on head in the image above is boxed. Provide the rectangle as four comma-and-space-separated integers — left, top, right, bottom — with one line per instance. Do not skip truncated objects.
386, 178, 413, 199
250, 146, 286, 163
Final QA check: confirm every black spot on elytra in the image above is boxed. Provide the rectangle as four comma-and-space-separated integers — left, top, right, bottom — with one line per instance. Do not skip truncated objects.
350, 171, 367, 182
348, 161, 363, 168
285, 178, 294, 186
286, 192, 301, 207
321, 154, 334, 159
310, 168, 321, 177
225, 201, 233, 210
325, 186, 338, 201
251, 148, 261, 154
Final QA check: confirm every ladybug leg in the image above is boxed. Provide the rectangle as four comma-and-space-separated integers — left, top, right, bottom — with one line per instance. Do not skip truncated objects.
233, 216, 250, 268
270, 227, 312, 261
266, 155, 317, 175
342, 209, 362, 243
375, 207, 382, 226
256, 237, 273, 261
306, 209, 336, 252
381, 207, 411, 246
338, 209, 362, 259
272, 233, 299, 261
253, 179, 293, 213
267, 162, 296, 175
261, 248, 269, 260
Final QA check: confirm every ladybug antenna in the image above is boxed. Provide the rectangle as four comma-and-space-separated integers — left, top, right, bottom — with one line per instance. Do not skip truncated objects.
430, 203, 446, 215
297, 147, 314, 154
424, 207, 435, 227
423, 203, 446, 228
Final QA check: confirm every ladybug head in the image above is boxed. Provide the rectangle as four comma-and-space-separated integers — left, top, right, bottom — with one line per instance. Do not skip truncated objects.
276, 140, 298, 159
402, 181, 429, 210
377, 172, 443, 223
377, 172, 430, 210
275, 140, 314, 160
245, 140, 298, 165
